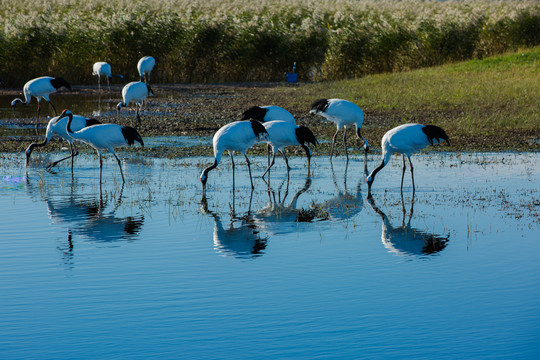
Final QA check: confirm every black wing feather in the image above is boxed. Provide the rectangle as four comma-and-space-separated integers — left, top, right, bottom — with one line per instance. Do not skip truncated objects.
122, 126, 144, 147
241, 106, 268, 122
310, 99, 330, 112
50, 77, 72, 91
85, 118, 101, 127
422, 125, 449, 145
249, 120, 268, 138
295, 126, 318, 146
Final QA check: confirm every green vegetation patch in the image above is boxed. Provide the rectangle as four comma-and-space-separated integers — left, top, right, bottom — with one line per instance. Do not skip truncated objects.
1, 0, 539, 85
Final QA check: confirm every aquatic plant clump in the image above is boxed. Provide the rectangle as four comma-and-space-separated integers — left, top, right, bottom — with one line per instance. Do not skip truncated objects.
0, 0, 539, 85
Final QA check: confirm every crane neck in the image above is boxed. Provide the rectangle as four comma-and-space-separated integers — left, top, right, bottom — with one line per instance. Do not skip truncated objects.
372, 159, 386, 175
65, 113, 75, 134
31, 137, 49, 149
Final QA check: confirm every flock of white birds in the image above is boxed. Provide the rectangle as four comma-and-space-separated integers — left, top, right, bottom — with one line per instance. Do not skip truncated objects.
13, 55, 450, 193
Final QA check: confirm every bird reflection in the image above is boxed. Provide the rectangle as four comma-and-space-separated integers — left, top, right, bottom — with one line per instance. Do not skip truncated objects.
367, 194, 449, 258
201, 190, 268, 260
313, 160, 364, 221
26, 177, 144, 245
253, 175, 312, 234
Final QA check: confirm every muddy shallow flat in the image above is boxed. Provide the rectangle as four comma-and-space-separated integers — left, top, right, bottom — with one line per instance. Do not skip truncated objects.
0, 151, 538, 359
1, 83, 539, 154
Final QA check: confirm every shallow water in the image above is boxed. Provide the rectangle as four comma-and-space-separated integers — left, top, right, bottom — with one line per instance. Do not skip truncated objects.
0, 151, 539, 359
0, 92, 119, 121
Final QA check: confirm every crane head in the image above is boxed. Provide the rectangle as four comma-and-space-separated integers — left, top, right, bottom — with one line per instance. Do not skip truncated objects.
366, 174, 375, 196
25, 145, 33, 166
52, 109, 72, 125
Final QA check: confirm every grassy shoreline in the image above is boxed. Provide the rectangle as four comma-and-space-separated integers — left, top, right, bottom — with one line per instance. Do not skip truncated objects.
1, 48, 539, 156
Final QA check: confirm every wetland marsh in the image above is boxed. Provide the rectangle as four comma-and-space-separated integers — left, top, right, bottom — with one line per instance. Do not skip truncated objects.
0, 47, 539, 359
0, 150, 539, 359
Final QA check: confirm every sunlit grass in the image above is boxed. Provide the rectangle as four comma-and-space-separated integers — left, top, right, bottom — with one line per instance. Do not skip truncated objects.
275, 47, 540, 149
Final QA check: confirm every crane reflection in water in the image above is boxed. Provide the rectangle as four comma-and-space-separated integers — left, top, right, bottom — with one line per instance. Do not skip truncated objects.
25, 176, 144, 265
312, 160, 366, 221
201, 190, 268, 260
367, 194, 450, 258
253, 175, 313, 235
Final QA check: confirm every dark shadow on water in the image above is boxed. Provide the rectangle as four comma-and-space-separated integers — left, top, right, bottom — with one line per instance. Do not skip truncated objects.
367, 194, 450, 258
1, 91, 119, 122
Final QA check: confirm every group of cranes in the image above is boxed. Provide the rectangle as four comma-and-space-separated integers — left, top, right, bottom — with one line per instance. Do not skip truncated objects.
20, 56, 154, 182
15, 64, 450, 193
92, 56, 156, 89
25, 113, 101, 169
93, 57, 155, 125
12, 56, 155, 127
55, 109, 144, 183
202, 98, 449, 197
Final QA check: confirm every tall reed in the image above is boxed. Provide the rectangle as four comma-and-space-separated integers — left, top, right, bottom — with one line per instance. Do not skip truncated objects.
0, 0, 538, 85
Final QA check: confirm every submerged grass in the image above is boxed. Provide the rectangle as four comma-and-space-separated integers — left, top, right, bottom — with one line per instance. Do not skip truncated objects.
0, 0, 539, 85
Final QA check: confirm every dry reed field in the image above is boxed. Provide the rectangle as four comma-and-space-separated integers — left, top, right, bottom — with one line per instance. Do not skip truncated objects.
0, 0, 539, 85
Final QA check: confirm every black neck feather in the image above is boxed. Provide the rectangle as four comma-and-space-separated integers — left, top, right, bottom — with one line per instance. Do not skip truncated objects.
66, 113, 74, 134
369, 160, 386, 184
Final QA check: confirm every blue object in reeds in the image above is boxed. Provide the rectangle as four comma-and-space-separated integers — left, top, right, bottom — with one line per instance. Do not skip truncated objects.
286, 62, 298, 83
286, 72, 297, 83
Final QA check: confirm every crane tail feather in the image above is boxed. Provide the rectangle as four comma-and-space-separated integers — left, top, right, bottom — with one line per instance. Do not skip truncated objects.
122, 126, 144, 147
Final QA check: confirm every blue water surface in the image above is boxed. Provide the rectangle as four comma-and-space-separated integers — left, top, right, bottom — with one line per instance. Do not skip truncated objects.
0, 151, 538, 359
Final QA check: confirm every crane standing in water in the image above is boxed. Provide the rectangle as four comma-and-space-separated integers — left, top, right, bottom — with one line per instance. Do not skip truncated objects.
366, 123, 450, 196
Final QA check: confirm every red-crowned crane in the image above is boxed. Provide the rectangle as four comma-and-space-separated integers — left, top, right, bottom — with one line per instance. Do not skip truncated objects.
116, 81, 153, 126
137, 56, 156, 84
200, 120, 268, 196
25, 114, 101, 169
11, 76, 72, 132
92, 62, 124, 92
366, 123, 450, 196
261, 120, 318, 177
309, 98, 369, 163
53, 109, 144, 183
